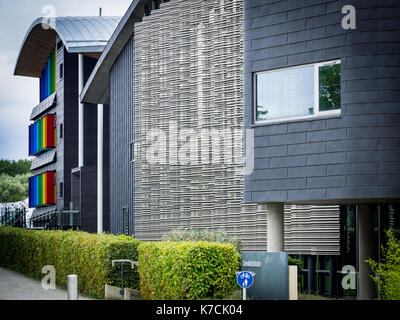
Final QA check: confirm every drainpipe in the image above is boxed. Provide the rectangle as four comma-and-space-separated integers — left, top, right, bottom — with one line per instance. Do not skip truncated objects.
78, 55, 84, 167
97, 104, 103, 234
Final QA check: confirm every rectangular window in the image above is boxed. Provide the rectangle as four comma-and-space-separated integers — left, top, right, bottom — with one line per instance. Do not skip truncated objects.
60, 123, 63, 140
60, 182, 64, 199
60, 63, 64, 80
254, 60, 341, 123
123, 208, 129, 236
57, 40, 63, 51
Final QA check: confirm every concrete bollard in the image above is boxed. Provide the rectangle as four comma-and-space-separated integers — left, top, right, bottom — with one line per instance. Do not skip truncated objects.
67, 275, 78, 300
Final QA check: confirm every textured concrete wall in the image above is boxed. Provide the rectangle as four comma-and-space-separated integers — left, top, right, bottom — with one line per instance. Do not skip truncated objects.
132, 0, 269, 250
243, 0, 400, 204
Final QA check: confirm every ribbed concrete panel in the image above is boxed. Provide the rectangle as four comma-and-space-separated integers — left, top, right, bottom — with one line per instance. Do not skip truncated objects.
284, 205, 341, 255
133, 0, 268, 250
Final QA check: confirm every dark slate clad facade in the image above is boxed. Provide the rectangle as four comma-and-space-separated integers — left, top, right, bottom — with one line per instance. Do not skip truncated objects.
109, 36, 135, 236
73, 56, 111, 233
243, 0, 400, 204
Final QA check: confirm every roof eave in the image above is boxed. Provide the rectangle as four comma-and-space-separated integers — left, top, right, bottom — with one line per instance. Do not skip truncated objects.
80, 0, 147, 105
14, 16, 121, 78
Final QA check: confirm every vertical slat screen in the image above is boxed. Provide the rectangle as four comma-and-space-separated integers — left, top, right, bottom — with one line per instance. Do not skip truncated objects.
40, 48, 57, 102
29, 114, 56, 156
28, 171, 56, 208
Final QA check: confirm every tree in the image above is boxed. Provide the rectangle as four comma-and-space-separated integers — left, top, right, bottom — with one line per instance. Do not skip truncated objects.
367, 230, 400, 300
0, 159, 31, 176
0, 159, 31, 203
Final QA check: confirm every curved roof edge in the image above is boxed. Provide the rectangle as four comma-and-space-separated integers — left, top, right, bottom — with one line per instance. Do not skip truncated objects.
14, 16, 121, 78
81, 0, 148, 104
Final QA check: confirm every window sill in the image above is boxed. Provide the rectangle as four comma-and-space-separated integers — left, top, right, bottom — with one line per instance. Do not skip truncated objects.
251, 110, 341, 128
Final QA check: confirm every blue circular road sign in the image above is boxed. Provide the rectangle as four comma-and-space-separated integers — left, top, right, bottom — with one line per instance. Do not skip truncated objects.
237, 271, 254, 289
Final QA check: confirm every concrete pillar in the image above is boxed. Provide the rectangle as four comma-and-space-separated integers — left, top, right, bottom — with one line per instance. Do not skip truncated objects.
357, 205, 376, 300
78, 54, 84, 167
267, 203, 284, 252
288, 265, 298, 300
97, 104, 103, 234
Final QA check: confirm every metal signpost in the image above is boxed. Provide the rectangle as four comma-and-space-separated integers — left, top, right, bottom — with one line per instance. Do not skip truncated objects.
111, 259, 137, 297
236, 271, 255, 300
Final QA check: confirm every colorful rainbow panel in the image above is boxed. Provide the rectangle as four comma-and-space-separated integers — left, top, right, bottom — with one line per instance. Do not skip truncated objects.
40, 48, 57, 102
29, 114, 56, 156
29, 171, 56, 208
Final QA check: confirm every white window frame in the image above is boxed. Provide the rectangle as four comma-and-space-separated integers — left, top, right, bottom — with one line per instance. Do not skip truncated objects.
254, 59, 341, 125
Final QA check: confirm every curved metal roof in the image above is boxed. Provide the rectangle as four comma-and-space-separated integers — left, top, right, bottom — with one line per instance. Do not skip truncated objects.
14, 16, 121, 78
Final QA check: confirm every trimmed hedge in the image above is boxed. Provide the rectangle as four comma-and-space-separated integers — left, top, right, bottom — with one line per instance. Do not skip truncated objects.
0, 227, 140, 298
138, 241, 240, 300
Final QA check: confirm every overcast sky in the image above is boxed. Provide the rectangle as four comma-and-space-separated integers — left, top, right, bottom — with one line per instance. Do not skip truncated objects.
0, 0, 131, 161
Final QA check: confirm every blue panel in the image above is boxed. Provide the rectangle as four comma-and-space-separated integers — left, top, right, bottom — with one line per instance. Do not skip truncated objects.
35, 176, 39, 207
44, 63, 48, 99
40, 70, 44, 102
33, 123, 37, 154
47, 57, 51, 97
28, 125, 31, 155
29, 177, 32, 207
241, 251, 289, 300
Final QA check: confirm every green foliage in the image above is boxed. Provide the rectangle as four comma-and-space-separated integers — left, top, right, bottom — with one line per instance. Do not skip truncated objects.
0, 173, 31, 203
367, 230, 400, 300
162, 228, 242, 252
288, 256, 302, 268
0, 159, 31, 177
319, 63, 341, 111
138, 241, 241, 300
0, 159, 31, 203
0, 227, 140, 298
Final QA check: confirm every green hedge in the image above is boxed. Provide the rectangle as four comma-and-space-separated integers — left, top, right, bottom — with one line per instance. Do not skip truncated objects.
138, 241, 240, 300
0, 227, 140, 298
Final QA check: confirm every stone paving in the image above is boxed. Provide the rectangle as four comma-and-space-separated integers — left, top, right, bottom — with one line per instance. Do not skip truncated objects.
0, 267, 94, 300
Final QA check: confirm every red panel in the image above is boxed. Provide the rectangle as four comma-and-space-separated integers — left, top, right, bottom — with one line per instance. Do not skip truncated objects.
46, 115, 55, 148
46, 171, 56, 205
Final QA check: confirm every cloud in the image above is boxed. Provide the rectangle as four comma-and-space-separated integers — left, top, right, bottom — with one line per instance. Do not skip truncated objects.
0, 50, 36, 160
0, 0, 132, 160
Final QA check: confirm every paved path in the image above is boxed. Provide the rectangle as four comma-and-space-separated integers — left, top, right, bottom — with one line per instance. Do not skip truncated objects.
0, 267, 95, 300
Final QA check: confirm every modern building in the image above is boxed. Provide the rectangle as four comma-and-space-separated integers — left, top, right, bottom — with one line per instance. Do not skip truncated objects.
15, 0, 400, 300
81, 0, 340, 251
243, 0, 400, 299
14, 16, 121, 232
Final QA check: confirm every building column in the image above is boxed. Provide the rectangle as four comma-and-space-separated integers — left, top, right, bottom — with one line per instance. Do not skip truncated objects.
307, 255, 315, 294
357, 205, 376, 300
267, 203, 284, 252
78, 54, 84, 167
329, 256, 337, 298
97, 104, 103, 234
